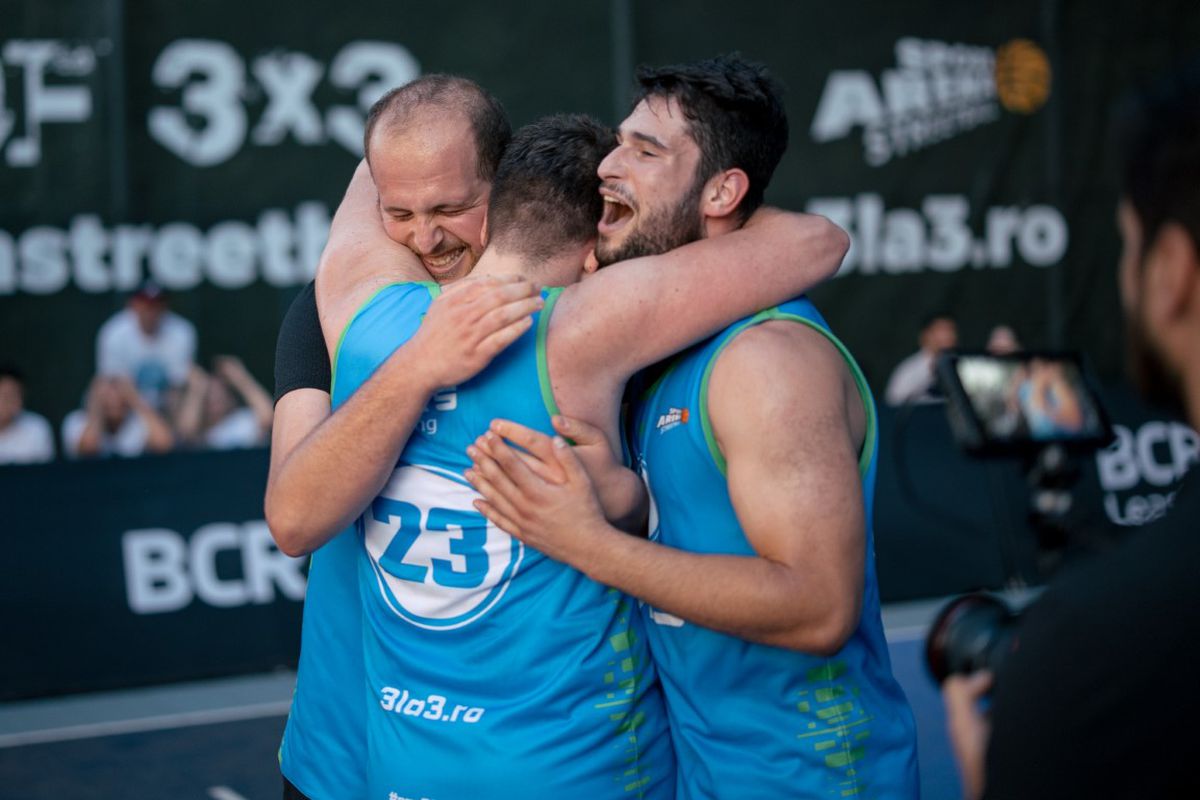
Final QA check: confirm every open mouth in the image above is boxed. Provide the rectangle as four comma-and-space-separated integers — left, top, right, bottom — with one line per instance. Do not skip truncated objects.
598, 188, 635, 236
422, 247, 466, 277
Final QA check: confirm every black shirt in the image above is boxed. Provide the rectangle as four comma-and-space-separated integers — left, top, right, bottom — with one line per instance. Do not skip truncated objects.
273, 281, 331, 402
984, 473, 1200, 799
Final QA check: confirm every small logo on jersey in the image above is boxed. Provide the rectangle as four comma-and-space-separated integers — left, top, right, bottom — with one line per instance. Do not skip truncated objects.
430, 387, 458, 412
363, 464, 523, 631
655, 407, 689, 434
648, 608, 686, 628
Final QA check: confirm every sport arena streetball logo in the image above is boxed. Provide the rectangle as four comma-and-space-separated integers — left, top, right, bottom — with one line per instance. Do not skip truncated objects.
810, 36, 1052, 166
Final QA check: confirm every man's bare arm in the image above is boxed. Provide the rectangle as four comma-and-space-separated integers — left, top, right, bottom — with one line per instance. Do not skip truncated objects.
551, 209, 847, 389
265, 278, 543, 556
469, 322, 866, 653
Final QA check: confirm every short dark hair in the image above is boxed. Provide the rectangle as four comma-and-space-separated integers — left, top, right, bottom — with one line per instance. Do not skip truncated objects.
921, 312, 956, 331
363, 74, 511, 183
633, 53, 788, 223
1115, 60, 1200, 256
0, 364, 24, 386
485, 114, 615, 258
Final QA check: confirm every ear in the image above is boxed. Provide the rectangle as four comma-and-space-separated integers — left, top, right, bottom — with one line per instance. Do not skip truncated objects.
1146, 222, 1199, 321
582, 243, 600, 274
700, 168, 750, 222
480, 213, 489, 248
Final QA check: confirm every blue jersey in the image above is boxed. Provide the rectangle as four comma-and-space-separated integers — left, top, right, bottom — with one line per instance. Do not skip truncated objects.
334, 282, 674, 800
279, 299, 385, 798
633, 298, 918, 799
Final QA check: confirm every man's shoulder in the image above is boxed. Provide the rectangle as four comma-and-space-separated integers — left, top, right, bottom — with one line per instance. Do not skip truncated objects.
18, 410, 54, 438
335, 282, 435, 364
98, 309, 133, 338
714, 318, 848, 388
162, 311, 197, 339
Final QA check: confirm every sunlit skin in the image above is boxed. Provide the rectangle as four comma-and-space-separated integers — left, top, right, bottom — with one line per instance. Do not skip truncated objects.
367, 110, 489, 284
595, 95, 712, 264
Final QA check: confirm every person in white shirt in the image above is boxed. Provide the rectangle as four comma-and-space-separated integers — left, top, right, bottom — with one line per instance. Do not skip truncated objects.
0, 366, 55, 464
884, 312, 958, 405
95, 281, 196, 413
62, 374, 174, 458
175, 355, 274, 450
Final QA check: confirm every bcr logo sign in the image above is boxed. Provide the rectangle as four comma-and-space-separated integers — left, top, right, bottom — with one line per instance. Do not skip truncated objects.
121, 521, 307, 615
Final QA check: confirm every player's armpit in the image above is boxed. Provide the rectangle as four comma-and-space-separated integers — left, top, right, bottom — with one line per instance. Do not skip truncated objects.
707, 321, 867, 654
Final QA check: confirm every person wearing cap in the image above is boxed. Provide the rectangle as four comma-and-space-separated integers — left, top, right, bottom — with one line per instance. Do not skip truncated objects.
95, 280, 197, 413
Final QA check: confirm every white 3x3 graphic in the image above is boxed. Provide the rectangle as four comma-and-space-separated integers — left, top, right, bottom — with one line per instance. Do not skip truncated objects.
363, 464, 523, 630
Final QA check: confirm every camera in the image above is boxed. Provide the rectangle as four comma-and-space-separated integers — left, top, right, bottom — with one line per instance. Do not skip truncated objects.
924, 592, 1020, 685
924, 351, 1114, 683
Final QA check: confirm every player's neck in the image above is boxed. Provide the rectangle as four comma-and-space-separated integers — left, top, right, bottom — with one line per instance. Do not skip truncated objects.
471, 249, 583, 288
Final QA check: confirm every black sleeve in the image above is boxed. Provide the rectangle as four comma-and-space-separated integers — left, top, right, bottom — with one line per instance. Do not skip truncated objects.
274, 281, 331, 403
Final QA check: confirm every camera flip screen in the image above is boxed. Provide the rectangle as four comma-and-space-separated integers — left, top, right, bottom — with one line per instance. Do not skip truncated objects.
938, 352, 1113, 454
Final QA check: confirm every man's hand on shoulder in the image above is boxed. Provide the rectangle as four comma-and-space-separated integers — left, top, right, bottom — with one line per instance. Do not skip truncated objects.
406, 276, 544, 393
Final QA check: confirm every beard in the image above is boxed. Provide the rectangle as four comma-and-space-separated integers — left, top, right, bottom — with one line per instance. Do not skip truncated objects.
1126, 306, 1186, 417
595, 182, 705, 266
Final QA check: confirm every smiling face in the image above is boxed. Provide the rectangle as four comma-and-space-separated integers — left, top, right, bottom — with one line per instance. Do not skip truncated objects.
594, 95, 707, 265
368, 111, 490, 283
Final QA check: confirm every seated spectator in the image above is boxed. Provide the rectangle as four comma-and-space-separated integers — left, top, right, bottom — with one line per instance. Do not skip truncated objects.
885, 312, 958, 405
986, 324, 1021, 355
175, 356, 274, 449
96, 280, 196, 414
62, 375, 174, 458
0, 365, 55, 464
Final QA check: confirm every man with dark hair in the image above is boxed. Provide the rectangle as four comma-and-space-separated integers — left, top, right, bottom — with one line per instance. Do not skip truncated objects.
943, 64, 1200, 800
95, 280, 196, 414
467, 53, 919, 798
885, 311, 959, 405
0, 365, 54, 464
327, 103, 848, 797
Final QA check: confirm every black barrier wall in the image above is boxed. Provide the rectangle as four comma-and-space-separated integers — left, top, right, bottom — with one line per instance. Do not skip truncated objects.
2, 2, 1200, 428
1, 448, 304, 700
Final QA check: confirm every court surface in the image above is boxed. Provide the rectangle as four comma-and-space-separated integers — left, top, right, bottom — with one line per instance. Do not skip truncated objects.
1, 600, 964, 800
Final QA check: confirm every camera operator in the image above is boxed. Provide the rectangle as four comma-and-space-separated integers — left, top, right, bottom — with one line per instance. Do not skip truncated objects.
942, 66, 1200, 799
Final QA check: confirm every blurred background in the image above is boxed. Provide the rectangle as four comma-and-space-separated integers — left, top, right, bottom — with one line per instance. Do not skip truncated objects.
1, 1, 1198, 797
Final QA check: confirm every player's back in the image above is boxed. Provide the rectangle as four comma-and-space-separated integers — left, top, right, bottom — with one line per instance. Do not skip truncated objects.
334, 282, 673, 800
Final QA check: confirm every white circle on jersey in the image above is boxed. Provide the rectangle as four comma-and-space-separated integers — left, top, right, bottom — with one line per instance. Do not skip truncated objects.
362, 464, 523, 630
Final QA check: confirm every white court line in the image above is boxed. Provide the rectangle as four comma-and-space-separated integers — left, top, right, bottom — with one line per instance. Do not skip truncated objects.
0, 699, 291, 749
208, 787, 250, 800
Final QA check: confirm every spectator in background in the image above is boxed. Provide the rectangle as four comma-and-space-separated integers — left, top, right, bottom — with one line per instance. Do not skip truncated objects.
95, 280, 196, 413
62, 374, 174, 458
985, 324, 1021, 355
175, 356, 274, 449
0, 365, 55, 464
884, 312, 958, 405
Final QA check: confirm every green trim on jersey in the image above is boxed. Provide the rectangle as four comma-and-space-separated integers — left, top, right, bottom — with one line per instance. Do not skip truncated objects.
535, 287, 565, 419
328, 281, 439, 399
697, 309, 877, 478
